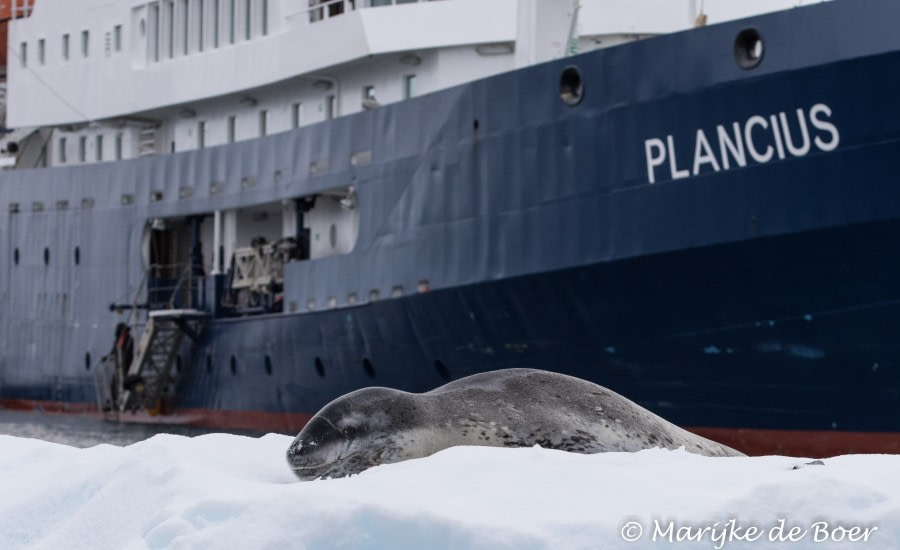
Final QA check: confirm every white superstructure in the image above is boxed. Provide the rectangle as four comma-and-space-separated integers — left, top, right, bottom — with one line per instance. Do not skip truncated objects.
4, 0, 811, 168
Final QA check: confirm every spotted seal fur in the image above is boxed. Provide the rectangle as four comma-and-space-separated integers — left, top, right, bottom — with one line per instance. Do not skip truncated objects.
286, 368, 743, 480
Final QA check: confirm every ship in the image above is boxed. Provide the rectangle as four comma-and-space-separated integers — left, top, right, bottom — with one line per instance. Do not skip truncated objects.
0, 0, 897, 457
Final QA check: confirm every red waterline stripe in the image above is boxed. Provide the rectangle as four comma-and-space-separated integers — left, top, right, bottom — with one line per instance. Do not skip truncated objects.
3, 398, 897, 455
687, 427, 900, 458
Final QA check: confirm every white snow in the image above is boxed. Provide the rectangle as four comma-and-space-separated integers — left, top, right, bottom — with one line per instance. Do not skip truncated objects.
0, 433, 897, 549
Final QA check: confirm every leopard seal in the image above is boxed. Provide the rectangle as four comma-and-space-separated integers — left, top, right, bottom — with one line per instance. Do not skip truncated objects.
286, 368, 744, 480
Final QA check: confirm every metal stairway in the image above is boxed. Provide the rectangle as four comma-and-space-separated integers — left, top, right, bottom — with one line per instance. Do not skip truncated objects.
118, 309, 207, 416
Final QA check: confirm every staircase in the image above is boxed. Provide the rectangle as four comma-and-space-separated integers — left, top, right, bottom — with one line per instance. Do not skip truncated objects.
117, 309, 207, 415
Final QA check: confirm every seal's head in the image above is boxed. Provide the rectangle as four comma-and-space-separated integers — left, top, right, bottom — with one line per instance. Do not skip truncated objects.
286, 387, 424, 481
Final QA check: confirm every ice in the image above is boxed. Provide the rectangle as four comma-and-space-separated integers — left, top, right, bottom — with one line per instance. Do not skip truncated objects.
0, 433, 897, 549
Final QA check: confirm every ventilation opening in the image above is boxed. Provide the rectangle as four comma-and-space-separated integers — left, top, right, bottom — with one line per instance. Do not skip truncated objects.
264, 355, 273, 376
434, 359, 450, 381
314, 356, 325, 377
362, 357, 375, 378
559, 66, 584, 106
734, 28, 764, 69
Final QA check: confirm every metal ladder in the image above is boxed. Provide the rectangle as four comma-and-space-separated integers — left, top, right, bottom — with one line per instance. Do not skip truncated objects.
118, 309, 207, 415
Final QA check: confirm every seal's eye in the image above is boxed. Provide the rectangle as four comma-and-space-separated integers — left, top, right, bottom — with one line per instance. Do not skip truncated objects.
342, 426, 358, 439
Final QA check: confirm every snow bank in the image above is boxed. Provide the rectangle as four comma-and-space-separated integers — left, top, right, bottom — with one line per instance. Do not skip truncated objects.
0, 433, 897, 549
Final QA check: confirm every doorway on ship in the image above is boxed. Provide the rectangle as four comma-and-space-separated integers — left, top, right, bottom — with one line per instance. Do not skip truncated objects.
146, 217, 204, 310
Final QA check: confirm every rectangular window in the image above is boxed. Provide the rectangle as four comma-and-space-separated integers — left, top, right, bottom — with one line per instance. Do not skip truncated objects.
363, 85, 375, 100
404, 74, 417, 99
38, 38, 45, 65
82, 30, 89, 57
197, 0, 204, 52
227, 115, 236, 143
325, 95, 336, 120
198, 121, 206, 148
213, 0, 220, 48
114, 25, 122, 51
181, 0, 189, 55
62, 33, 70, 60
58, 138, 67, 164
259, 110, 268, 136
79, 136, 86, 162
115, 133, 123, 160
165, 0, 174, 59
148, 3, 159, 62
291, 102, 303, 128
261, 0, 268, 36
20, 42, 26, 66
96, 135, 103, 162
244, 0, 251, 40
228, 0, 236, 44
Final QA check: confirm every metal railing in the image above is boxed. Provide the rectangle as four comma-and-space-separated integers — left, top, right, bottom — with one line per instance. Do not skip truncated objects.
304, 0, 439, 23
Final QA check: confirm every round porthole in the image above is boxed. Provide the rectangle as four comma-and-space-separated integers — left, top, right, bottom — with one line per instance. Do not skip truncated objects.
559, 65, 584, 106
734, 28, 764, 69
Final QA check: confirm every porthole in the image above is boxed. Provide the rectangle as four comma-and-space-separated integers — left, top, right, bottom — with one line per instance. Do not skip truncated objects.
85, 352, 91, 371
734, 28, 764, 69
14, 248, 19, 266
314, 356, 325, 377
329, 223, 337, 249
74, 246, 80, 265
175, 355, 182, 373
264, 355, 273, 376
206, 353, 213, 374
43, 247, 49, 266
434, 359, 450, 381
362, 357, 375, 378
559, 65, 584, 106
230, 355, 237, 375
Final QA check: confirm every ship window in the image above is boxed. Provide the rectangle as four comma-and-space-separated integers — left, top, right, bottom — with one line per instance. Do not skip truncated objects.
114, 25, 122, 52
79, 136, 86, 162
404, 75, 417, 99
85, 353, 91, 371
261, 0, 269, 36
230, 355, 237, 375
227, 115, 236, 143
74, 246, 81, 265
44, 247, 49, 266
228, 0, 236, 45
115, 133, 123, 160
325, 95, 336, 119
244, 0, 252, 40
181, 0, 189, 56
212, 0, 220, 48
14, 248, 19, 266
96, 135, 103, 162
82, 30, 89, 57
206, 353, 213, 373
264, 355, 273, 375
362, 357, 375, 378
559, 65, 584, 106
38, 38, 45, 65
197, 0, 204, 52
259, 110, 268, 136
198, 121, 206, 148
20, 42, 26, 66
734, 28, 764, 69
292, 102, 303, 128
62, 33, 69, 60
58, 137, 67, 164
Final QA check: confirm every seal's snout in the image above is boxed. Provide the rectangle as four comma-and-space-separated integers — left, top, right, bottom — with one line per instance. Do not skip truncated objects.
287, 416, 347, 477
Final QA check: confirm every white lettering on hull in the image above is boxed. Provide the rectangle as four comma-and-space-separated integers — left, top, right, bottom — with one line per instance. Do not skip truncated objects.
644, 103, 840, 184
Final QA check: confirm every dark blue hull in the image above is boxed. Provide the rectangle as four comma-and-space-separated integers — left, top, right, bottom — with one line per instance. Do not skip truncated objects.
2, 0, 900, 454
